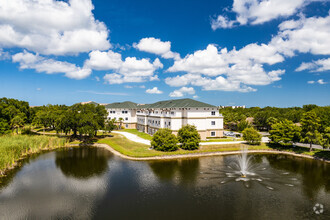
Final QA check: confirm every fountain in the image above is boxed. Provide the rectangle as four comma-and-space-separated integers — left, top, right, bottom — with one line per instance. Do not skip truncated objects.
237, 147, 251, 178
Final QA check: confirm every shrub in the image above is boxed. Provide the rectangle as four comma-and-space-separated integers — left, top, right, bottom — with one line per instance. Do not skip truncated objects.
151, 128, 178, 152
269, 119, 301, 146
242, 127, 261, 145
178, 125, 201, 150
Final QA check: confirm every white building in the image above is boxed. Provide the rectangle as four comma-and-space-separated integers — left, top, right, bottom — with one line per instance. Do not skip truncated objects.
105, 98, 224, 140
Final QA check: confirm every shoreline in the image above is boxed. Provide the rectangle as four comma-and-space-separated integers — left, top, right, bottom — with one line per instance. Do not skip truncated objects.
1, 142, 329, 178
82, 143, 330, 163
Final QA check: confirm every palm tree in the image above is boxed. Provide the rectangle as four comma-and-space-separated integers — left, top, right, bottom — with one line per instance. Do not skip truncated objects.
118, 117, 124, 130
11, 115, 24, 134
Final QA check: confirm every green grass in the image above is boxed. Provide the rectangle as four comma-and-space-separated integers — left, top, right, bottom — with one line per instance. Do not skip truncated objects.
201, 137, 243, 142
122, 129, 153, 140
0, 134, 68, 173
97, 133, 270, 158
267, 143, 330, 160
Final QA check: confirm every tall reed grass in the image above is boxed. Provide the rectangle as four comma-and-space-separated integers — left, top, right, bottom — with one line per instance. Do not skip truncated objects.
0, 135, 68, 174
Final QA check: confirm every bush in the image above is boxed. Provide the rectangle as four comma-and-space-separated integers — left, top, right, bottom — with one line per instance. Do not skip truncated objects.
242, 127, 261, 145
178, 125, 200, 150
151, 128, 178, 152
21, 126, 34, 135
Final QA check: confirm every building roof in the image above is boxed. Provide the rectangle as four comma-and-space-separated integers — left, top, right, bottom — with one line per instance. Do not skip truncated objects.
105, 101, 138, 109
104, 98, 216, 109
138, 98, 216, 109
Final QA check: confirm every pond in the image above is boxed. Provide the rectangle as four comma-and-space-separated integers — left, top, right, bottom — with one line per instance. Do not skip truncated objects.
0, 147, 329, 219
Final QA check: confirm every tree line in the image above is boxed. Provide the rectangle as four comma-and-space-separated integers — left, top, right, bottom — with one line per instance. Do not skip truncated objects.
0, 97, 117, 137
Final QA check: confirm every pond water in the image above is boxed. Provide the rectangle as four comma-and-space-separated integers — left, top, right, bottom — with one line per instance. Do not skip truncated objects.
0, 147, 329, 219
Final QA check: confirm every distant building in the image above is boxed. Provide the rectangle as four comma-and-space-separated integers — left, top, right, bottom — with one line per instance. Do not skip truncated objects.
105, 98, 224, 140
219, 105, 246, 109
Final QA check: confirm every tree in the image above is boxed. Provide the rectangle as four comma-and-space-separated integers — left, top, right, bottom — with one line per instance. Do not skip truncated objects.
269, 120, 301, 146
301, 111, 321, 151
10, 114, 25, 134
266, 117, 279, 130
320, 127, 330, 149
178, 125, 201, 150
105, 118, 117, 134
151, 128, 178, 152
118, 117, 124, 129
242, 127, 261, 145
237, 120, 251, 132
0, 118, 10, 134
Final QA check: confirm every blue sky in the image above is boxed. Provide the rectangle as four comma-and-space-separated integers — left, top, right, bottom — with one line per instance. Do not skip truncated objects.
0, 0, 329, 107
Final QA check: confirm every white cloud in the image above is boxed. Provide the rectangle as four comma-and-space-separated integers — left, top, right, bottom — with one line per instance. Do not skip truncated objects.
296, 58, 330, 72
12, 50, 91, 79
166, 44, 284, 92
139, 85, 146, 89
124, 85, 133, 89
270, 13, 330, 56
86, 50, 163, 84
133, 37, 180, 60
317, 79, 327, 84
95, 76, 100, 81
307, 79, 327, 84
84, 50, 122, 70
193, 95, 199, 99
169, 87, 195, 97
36, 88, 41, 91
211, 0, 323, 29
0, 0, 110, 55
146, 87, 163, 94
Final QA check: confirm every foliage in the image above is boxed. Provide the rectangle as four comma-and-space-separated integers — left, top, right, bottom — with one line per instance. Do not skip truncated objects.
242, 127, 261, 145
177, 125, 201, 150
320, 127, 330, 149
0, 135, 67, 173
151, 128, 178, 152
105, 118, 117, 133
220, 105, 330, 132
0, 98, 30, 134
269, 120, 301, 145
301, 111, 321, 151
237, 120, 251, 132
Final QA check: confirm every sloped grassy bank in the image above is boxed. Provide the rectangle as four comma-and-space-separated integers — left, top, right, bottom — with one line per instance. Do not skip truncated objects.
0, 135, 68, 176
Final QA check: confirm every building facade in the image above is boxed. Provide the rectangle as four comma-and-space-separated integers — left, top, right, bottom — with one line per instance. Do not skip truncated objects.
105, 98, 223, 140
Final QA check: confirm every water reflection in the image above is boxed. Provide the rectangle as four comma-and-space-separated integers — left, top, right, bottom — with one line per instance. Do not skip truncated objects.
55, 147, 112, 179
267, 154, 330, 199
0, 149, 329, 219
148, 159, 200, 185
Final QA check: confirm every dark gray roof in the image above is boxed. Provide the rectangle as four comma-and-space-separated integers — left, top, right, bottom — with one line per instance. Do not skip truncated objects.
138, 98, 216, 109
105, 101, 138, 109
105, 99, 216, 109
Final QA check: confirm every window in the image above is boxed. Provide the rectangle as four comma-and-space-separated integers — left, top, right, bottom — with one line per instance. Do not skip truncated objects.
211, 131, 216, 136
171, 112, 175, 115
211, 111, 216, 115
211, 121, 215, 125
125, 124, 128, 128
122, 111, 124, 114
125, 111, 128, 114
125, 117, 128, 121
113, 111, 116, 114
169, 122, 171, 126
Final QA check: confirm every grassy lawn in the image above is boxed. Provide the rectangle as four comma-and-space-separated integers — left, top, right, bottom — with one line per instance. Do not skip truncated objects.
201, 137, 243, 142
122, 129, 153, 140
96, 133, 270, 158
0, 134, 68, 174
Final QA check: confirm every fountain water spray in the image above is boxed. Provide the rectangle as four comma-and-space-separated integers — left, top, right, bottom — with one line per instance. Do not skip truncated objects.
237, 147, 251, 178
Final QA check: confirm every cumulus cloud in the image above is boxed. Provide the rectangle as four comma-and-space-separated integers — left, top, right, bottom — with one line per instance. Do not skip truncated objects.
86, 50, 163, 84
133, 37, 180, 60
0, 0, 110, 55
169, 87, 195, 97
12, 50, 91, 79
146, 87, 163, 94
166, 44, 284, 92
270, 13, 330, 56
296, 58, 330, 72
211, 0, 324, 29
